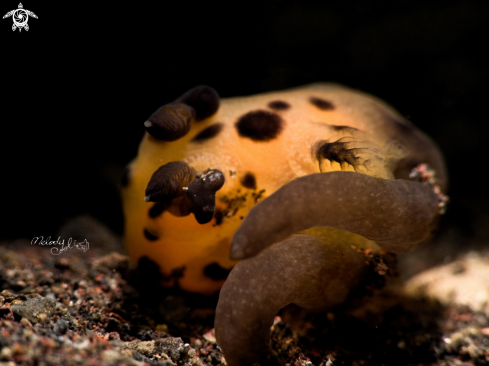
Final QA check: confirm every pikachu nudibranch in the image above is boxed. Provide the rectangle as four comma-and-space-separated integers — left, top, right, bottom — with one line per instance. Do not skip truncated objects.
121, 84, 447, 366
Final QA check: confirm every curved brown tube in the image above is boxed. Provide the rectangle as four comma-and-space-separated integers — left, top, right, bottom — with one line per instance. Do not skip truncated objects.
230, 172, 442, 260
216, 234, 369, 366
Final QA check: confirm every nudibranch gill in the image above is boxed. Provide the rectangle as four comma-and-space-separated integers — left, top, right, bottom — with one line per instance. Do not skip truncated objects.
121, 83, 447, 366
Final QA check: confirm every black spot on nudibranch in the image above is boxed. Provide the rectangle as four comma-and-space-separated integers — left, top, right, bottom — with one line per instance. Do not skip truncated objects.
214, 209, 224, 226
203, 263, 232, 280
268, 100, 290, 110
235, 110, 284, 141
120, 166, 131, 188
191, 123, 224, 142
143, 229, 159, 241
148, 202, 166, 218
137, 257, 164, 281
310, 97, 335, 110
240, 172, 257, 190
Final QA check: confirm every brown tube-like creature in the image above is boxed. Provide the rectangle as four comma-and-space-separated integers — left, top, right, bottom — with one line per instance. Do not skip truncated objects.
230, 172, 441, 260
216, 174, 444, 366
216, 232, 373, 366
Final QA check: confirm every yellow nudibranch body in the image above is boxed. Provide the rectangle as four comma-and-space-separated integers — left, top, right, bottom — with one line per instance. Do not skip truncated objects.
121, 83, 447, 296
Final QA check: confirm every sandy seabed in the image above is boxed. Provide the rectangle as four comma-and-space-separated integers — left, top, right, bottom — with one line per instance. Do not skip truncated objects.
1, 216, 488, 366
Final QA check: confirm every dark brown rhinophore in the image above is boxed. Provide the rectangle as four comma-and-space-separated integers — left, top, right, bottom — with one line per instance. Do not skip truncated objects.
145, 161, 197, 203
175, 85, 220, 121
145, 103, 196, 141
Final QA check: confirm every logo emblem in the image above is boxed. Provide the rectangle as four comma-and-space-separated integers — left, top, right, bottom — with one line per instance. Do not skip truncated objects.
3, 3, 37, 32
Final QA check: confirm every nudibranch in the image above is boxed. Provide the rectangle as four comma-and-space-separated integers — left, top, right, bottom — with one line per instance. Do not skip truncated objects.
121, 83, 447, 366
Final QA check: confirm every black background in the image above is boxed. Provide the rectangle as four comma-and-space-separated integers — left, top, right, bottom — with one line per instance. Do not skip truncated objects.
2, 0, 488, 247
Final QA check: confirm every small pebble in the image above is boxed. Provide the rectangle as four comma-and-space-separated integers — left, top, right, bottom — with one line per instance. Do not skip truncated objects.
135, 341, 155, 356
11, 296, 55, 324
73, 339, 90, 350
101, 349, 123, 362
108, 332, 120, 340
20, 317, 32, 328
11, 343, 23, 355
37, 313, 48, 324
0, 347, 12, 360
0, 290, 17, 301
15, 280, 27, 288
122, 349, 133, 357
193, 339, 202, 348
53, 319, 69, 335
202, 330, 216, 343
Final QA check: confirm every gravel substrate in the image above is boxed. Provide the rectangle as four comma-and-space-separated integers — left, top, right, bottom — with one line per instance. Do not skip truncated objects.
1, 216, 488, 366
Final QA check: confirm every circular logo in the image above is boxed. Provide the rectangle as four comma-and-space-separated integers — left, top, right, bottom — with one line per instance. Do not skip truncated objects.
12, 9, 28, 27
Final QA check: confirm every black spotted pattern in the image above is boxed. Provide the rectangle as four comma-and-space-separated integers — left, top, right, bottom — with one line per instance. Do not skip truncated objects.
137, 257, 164, 281
214, 209, 224, 226
268, 100, 290, 110
203, 262, 232, 280
144, 229, 159, 241
191, 123, 224, 142
240, 172, 257, 190
148, 202, 165, 218
310, 97, 335, 110
137, 257, 186, 283
235, 110, 284, 141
